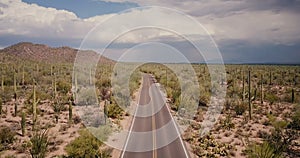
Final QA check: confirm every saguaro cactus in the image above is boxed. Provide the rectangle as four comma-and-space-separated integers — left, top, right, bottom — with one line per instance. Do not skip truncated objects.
68, 100, 72, 123
1, 72, 4, 91
73, 72, 78, 104
242, 70, 245, 101
53, 98, 61, 124
248, 70, 252, 120
165, 68, 168, 87
232, 73, 236, 96
50, 65, 53, 76
104, 100, 108, 124
36, 64, 39, 73
89, 67, 93, 85
269, 71, 272, 85
32, 81, 39, 131
0, 97, 2, 115
14, 71, 18, 117
292, 88, 295, 103
21, 111, 26, 136
294, 72, 297, 86
53, 73, 57, 98
260, 73, 263, 104
22, 65, 25, 85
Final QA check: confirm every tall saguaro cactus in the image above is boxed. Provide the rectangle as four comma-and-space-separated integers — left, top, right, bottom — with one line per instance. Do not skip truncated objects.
294, 72, 297, 86
104, 100, 108, 124
22, 65, 25, 85
269, 71, 272, 85
292, 88, 295, 103
1, 72, 4, 91
0, 97, 2, 115
89, 67, 93, 85
248, 70, 252, 120
36, 64, 39, 74
232, 72, 236, 97
165, 68, 168, 87
260, 73, 263, 104
21, 111, 26, 136
68, 100, 72, 123
14, 71, 18, 117
32, 81, 39, 131
50, 65, 53, 76
242, 70, 245, 101
53, 73, 57, 98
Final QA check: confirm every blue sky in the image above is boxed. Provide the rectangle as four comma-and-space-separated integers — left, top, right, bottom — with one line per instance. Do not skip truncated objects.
23, 0, 139, 18
0, 0, 299, 64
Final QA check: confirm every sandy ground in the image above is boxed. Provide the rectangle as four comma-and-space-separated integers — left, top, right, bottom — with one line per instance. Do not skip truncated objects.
0, 98, 82, 158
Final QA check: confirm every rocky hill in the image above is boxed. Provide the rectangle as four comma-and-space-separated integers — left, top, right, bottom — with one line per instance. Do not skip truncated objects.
0, 42, 114, 64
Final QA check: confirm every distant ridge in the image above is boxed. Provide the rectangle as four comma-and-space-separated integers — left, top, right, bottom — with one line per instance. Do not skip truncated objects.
0, 42, 114, 64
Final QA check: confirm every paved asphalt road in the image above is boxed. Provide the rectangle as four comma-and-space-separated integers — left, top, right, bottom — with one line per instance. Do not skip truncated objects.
120, 74, 190, 158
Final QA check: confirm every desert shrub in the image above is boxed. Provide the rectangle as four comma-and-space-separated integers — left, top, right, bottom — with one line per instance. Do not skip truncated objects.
221, 115, 235, 130
265, 93, 279, 105
199, 93, 210, 106
263, 116, 299, 156
76, 89, 97, 106
107, 98, 123, 119
30, 130, 49, 158
224, 99, 231, 110
16, 141, 31, 153
129, 72, 141, 95
3, 155, 16, 158
234, 101, 247, 115
57, 80, 71, 94
245, 142, 282, 158
0, 126, 16, 151
193, 134, 233, 157
73, 115, 81, 124
1, 86, 13, 102
289, 104, 300, 130
266, 128, 297, 155
65, 129, 111, 158
88, 125, 112, 141
96, 78, 110, 88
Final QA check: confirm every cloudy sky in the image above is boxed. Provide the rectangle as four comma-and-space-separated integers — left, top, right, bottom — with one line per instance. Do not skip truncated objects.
0, 0, 300, 63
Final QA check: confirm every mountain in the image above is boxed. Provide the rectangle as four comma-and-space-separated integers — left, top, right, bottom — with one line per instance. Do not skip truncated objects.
0, 42, 114, 64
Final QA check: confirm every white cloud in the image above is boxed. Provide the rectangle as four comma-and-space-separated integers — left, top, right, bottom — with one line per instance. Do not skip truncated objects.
101, 0, 300, 45
0, 0, 207, 45
199, 10, 300, 45
0, 0, 299, 48
0, 0, 97, 39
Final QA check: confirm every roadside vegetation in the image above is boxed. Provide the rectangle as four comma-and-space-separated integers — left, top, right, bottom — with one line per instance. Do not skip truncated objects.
0, 43, 299, 157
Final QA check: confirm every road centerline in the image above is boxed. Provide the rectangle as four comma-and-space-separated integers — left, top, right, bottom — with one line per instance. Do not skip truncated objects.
151, 77, 157, 158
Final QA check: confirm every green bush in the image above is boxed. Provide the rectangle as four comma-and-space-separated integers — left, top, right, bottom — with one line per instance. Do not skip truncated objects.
265, 93, 279, 105
266, 128, 296, 156
221, 115, 235, 130
57, 80, 71, 94
234, 101, 247, 115
0, 126, 16, 151
289, 104, 300, 130
65, 129, 111, 158
30, 130, 49, 158
245, 142, 282, 158
107, 98, 123, 119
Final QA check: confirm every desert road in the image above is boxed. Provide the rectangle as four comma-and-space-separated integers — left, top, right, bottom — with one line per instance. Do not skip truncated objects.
120, 74, 190, 158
